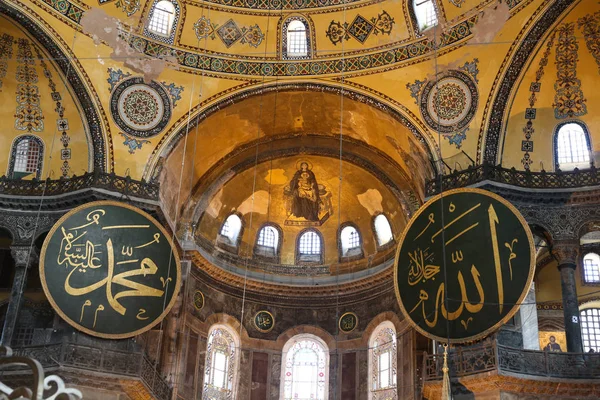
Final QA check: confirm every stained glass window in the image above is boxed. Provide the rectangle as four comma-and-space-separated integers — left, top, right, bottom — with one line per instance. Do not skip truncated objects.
286, 20, 307, 57
148, 0, 176, 36
257, 225, 279, 249
413, 0, 438, 31
374, 215, 393, 247
581, 308, 600, 353
556, 122, 590, 170
203, 325, 239, 400
369, 322, 397, 400
583, 253, 600, 283
281, 335, 329, 400
220, 214, 242, 245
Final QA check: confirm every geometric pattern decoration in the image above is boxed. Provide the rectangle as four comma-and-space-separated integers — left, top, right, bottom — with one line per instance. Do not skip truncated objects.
578, 12, 600, 74
142, 0, 180, 45
407, 59, 479, 148
109, 77, 172, 138
33, 45, 71, 177
553, 23, 587, 119
0, 33, 13, 89
115, 0, 140, 16
194, 17, 264, 48
14, 39, 44, 133
326, 11, 395, 45
520, 32, 556, 170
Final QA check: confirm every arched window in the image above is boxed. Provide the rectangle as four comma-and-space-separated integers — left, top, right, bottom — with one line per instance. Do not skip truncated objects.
413, 0, 438, 31
583, 253, 600, 283
280, 334, 329, 400
297, 229, 323, 263
581, 308, 600, 352
555, 122, 591, 171
373, 214, 394, 248
282, 17, 312, 59
369, 321, 397, 400
145, 0, 179, 43
339, 224, 363, 260
8, 135, 43, 179
203, 325, 240, 399
254, 224, 281, 260
218, 214, 243, 249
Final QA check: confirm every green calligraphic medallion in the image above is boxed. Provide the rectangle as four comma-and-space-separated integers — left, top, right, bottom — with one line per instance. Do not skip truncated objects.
40, 201, 181, 339
253, 310, 275, 333
339, 312, 358, 333
394, 188, 534, 343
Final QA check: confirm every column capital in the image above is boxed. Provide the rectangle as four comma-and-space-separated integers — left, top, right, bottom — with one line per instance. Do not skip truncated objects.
10, 245, 38, 268
551, 240, 579, 267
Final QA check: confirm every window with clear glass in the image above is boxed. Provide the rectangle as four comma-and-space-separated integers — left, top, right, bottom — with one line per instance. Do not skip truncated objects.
583, 253, 600, 283
286, 20, 308, 57
369, 322, 397, 400
413, 0, 438, 31
203, 325, 239, 399
281, 334, 329, 400
581, 308, 600, 352
148, 0, 176, 36
257, 225, 279, 249
556, 122, 590, 170
340, 225, 361, 257
10, 136, 43, 179
220, 214, 242, 245
299, 230, 321, 255
374, 215, 393, 247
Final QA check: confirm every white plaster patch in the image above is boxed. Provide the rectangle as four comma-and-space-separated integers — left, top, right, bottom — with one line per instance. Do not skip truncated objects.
206, 187, 224, 218
357, 189, 383, 216
470, 2, 510, 45
264, 169, 288, 185
238, 190, 270, 215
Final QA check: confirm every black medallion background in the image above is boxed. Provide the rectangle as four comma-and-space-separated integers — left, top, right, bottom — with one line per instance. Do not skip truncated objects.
339, 312, 358, 333
40, 201, 181, 339
109, 77, 172, 138
419, 69, 478, 134
394, 188, 534, 343
254, 310, 275, 333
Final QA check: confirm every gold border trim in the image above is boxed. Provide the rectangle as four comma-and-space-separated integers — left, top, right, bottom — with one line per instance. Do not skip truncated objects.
193, 290, 205, 311
40, 200, 182, 340
393, 188, 536, 344
253, 310, 275, 333
339, 312, 358, 333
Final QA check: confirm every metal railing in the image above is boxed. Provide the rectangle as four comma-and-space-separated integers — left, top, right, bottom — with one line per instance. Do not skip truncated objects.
422, 341, 600, 381
0, 172, 159, 200
425, 163, 600, 196
10, 341, 172, 400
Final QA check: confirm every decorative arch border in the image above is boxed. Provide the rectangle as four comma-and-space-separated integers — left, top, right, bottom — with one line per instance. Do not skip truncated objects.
148, 81, 440, 181
0, 1, 109, 172
337, 221, 364, 262
203, 322, 241, 399
277, 14, 316, 60
367, 320, 398, 400
253, 222, 284, 263
552, 120, 592, 171
480, 0, 576, 165
142, 0, 182, 45
295, 228, 324, 265
7, 135, 44, 180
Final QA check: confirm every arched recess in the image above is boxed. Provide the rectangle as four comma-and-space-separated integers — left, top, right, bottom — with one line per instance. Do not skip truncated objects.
0, 1, 110, 172
479, 0, 577, 165
145, 82, 440, 183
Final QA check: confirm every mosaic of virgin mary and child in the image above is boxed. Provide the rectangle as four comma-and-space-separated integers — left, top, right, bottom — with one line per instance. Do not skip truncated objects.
284, 161, 332, 226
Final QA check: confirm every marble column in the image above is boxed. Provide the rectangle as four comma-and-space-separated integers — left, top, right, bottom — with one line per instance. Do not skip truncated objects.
520, 282, 540, 350
552, 241, 583, 353
1, 245, 37, 346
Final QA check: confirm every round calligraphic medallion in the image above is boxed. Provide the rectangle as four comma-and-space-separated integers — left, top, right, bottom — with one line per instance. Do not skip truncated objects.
419, 70, 478, 134
40, 201, 181, 339
193, 290, 205, 311
339, 312, 358, 333
110, 77, 172, 138
253, 310, 275, 333
394, 188, 534, 343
